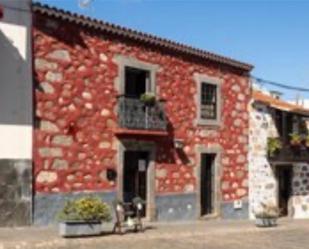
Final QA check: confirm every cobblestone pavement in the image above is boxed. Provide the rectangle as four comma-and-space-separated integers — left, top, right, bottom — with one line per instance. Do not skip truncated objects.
1, 219, 309, 249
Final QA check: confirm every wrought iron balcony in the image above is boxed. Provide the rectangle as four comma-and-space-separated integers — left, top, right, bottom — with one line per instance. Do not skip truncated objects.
269, 144, 309, 163
117, 96, 167, 131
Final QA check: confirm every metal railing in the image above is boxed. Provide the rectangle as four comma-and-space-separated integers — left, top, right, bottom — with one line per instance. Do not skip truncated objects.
269, 144, 309, 163
117, 96, 167, 131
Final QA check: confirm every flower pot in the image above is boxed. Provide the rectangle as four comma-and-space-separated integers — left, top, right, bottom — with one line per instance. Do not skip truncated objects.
59, 220, 102, 237
142, 99, 156, 107
255, 217, 277, 227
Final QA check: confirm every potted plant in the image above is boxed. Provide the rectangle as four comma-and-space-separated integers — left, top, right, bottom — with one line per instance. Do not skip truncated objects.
290, 133, 302, 147
140, 92, 156, 106
290, 133, 303, 155
267, 137, 282, 157
58, 197, 112, 237
255, 202, 279, 228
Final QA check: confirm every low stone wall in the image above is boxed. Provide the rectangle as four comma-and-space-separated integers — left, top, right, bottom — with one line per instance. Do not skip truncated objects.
0, 159, 32, 226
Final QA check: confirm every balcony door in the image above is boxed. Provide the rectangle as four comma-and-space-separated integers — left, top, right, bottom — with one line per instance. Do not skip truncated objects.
125, 66, 150, 99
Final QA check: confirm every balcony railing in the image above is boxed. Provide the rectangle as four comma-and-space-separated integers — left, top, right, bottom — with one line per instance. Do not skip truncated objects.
117, 96, 167, 131
269, 144, 309, 163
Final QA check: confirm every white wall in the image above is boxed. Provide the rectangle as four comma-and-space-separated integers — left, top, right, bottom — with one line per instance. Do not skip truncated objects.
249, 102, 278, 219
0, 0, 32, 159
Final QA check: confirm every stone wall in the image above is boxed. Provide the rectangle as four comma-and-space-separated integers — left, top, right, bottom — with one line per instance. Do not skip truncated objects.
249, 102, 278, 218
0, 160, 32, 226
33, 13, 250, 223
292, 163, 309, 218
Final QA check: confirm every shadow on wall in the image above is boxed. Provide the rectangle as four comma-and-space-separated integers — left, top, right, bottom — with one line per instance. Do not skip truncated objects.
0, 28, 31, 125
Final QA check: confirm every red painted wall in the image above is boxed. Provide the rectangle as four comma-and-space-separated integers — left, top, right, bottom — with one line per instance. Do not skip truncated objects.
33, 14, 250, 202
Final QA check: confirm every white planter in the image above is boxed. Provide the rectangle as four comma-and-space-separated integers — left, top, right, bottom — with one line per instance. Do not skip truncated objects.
255, 218, 277, 227
59, 221, 102, 237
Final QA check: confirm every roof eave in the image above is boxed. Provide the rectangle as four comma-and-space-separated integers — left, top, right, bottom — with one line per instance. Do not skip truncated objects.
32, 2, 254, 73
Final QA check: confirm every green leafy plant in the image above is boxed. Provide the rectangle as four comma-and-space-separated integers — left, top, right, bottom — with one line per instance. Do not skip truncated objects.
140, 92, 156, 105
58, 197, 112, 222
290, 133, 302, 146
267, 137, 282, 157
255, 202, 279, 219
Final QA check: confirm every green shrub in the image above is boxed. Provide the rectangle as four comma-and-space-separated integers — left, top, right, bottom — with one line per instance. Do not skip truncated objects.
58, 197, 112, 222
267, 137, 282, 156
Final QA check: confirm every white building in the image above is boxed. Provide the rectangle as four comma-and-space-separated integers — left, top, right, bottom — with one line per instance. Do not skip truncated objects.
249, 89, 309, 219
0, 0, 33, 226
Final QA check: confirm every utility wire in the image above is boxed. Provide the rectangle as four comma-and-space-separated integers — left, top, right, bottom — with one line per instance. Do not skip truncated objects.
251, 75, 309, 93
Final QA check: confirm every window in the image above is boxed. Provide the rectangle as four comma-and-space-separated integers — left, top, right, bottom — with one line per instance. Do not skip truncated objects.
195, 74, 221, 126
114, 55, 158, 96
201, 83, 217, 120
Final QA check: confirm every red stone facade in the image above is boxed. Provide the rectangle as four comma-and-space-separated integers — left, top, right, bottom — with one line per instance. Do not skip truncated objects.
33, 13, 250, 203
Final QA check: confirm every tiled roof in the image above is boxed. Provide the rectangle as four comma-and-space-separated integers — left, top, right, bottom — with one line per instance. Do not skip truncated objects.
253, 90, 309, 116
32, 2, 253, 72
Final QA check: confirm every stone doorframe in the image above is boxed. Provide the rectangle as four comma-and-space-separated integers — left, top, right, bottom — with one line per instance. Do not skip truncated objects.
117, 139, 156, 221
195, 144, 222, 218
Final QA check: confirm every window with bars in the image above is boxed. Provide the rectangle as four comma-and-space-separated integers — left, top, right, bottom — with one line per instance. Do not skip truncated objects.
200, 83, 217, 120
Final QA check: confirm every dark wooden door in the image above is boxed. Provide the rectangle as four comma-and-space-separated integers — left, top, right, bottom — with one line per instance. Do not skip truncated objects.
201, 153, 216, 216
276, 166, 292, 217
123, 151, 149, 215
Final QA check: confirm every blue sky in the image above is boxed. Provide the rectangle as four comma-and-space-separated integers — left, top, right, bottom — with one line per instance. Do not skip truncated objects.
38, 0, 309, 100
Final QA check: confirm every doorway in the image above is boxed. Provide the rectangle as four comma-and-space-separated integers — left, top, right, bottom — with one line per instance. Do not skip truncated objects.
123, 150, 149, 216
276, 166, 293, 217
200, 153, 216, 216
124, 66, 150, 99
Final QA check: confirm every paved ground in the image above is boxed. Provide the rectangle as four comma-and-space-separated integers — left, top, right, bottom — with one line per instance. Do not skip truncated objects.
0, 219, 309, 249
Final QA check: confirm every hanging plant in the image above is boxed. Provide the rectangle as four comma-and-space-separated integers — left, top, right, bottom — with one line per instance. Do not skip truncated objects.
290, 133, 302, 146
140, 92, 156, 106
267, 137, 282, 157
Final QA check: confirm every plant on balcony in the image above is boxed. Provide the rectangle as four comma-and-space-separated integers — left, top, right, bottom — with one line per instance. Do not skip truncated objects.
267, 137, 282, 157
58, 197, 112, 237
290, 133, 302, 146
255, 202, 279, 227
140, 92, 156, 106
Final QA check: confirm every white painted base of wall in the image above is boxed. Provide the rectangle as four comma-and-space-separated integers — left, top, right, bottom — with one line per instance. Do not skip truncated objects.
292, 196, 309, 219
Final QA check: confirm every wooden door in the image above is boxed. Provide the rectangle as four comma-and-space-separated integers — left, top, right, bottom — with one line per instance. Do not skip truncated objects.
201, 153, 216, 216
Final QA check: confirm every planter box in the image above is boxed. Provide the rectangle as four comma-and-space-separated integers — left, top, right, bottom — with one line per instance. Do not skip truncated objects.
59, 221, 102, 237
255, 218, 277, 227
